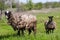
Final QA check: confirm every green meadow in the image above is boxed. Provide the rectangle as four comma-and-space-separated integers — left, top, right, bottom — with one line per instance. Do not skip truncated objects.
0, 11, 60, 40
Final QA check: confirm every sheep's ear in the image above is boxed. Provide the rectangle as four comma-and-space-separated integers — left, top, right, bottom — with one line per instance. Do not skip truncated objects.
48, 16, 54, 18
5, 11, 8, 15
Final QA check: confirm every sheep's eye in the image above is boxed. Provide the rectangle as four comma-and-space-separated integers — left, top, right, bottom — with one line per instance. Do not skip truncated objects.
18, 24, 20, 25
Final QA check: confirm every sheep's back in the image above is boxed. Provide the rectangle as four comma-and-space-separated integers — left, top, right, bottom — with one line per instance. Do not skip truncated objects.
44, 21, 56, 28
48, 21, 56, 28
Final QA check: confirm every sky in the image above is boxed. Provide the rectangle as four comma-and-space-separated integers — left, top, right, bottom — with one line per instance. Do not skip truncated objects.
19, 0, 60, 3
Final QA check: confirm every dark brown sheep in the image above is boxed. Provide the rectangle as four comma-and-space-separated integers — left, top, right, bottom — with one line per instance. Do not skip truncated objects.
44, 16, 56, 34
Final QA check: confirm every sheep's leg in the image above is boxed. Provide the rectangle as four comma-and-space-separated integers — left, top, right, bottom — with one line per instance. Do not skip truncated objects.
33, 23, 37, 35
46, 29, 49, 34
46, 29, 47, 33
17, 29, 20, 36
32, 27, 36, 35
49, 30, 51, 33
47, 29, 50, 34
46, 28, 49, 34
28, 29, 31, 35
21, 29, 24, 35
52, 29, 54, 33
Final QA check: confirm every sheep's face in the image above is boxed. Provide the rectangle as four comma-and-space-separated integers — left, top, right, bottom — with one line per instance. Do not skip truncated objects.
5, 11, 11, 19
48, 16, 53, 21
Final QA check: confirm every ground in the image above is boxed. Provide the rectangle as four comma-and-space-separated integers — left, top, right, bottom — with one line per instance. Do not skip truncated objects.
0, 9, 60, 40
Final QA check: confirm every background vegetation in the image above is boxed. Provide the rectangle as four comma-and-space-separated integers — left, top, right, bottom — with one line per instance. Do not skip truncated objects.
0, 0, 60, 11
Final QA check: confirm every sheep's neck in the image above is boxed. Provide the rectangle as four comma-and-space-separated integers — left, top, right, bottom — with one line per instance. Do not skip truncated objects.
8, 14, 13, 20
47, 19, 53, 25
49, 19, 53, 22
7, 15, 11, 20
8, 14, 15, 25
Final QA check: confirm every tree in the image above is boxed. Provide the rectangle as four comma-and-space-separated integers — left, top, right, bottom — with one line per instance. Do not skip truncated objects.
34, 2, 42, 10
0, 0, 5, 10
52, 2, 60, 8
12, 3, 16, 8
0, 0, 5, 20
44, 2, 49, 8
16, 0, 20, 12
27, 0, 34, 10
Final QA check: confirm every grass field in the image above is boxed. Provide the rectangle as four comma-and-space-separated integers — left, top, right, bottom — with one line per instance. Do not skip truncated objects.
0, 11, 60, 40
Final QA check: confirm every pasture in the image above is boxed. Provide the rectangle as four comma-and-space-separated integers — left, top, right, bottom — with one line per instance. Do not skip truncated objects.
0, 11, 60, 40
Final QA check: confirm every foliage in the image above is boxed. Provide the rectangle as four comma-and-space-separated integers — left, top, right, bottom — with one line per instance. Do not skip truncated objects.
20, 1, 43, 11
34, 2, 43, 10
2, 0, 60, 11
44, 2, 50, 8
27, 0, 34, 10
52, 2, 60, 8
12, 3, 16, 8
44, 2, 60, 8
0, 2, 4, 10
0, 0, 8, 10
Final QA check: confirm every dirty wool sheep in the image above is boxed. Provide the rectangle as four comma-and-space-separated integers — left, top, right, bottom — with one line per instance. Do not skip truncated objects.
5, 11, 26, 35
18, 14, 37, 35
5, 11, 37, 35
44, 16, 56, 34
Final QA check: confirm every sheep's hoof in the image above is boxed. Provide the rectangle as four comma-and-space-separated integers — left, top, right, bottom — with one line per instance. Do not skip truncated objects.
17, 33, 20, 36
17, 30, 20, 36
46, 31, 49, 34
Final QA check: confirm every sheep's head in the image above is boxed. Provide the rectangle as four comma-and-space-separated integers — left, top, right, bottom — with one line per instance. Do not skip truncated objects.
5, 11, 11, 19
48, 16, 53, 21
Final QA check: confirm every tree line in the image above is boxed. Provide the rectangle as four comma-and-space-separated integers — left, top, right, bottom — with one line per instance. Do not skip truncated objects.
0, 0, 60, 11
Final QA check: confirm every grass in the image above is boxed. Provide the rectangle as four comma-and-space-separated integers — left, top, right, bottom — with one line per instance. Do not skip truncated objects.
0, 11, 60, 40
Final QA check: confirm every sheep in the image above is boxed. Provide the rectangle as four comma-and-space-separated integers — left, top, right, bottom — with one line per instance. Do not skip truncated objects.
5, 11, 37, 35
44, 16, 56, 34
18, 14, 37, 35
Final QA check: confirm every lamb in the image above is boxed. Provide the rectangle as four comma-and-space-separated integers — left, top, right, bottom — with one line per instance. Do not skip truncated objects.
44, 16, 56, 34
